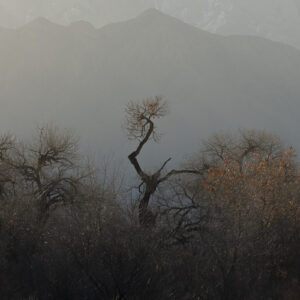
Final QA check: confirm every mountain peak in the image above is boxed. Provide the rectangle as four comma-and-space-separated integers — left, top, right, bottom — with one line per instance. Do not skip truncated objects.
131, 7, 193, 30
137, 8, 173, 21
140, 8, 163, 16
69, 20, 95, 31
137, 8, 178, 20
21, 17, 63, 31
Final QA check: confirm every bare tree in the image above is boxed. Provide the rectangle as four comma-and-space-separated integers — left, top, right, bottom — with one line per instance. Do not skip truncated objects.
156, 129, 287, 244
0, 134, 15, 197
125, 96, 202, 227
1, 125, 86, 226
194, 129, 284, 170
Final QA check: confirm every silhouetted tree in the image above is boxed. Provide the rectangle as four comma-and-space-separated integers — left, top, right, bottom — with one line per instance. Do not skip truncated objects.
125, 96, 202, 227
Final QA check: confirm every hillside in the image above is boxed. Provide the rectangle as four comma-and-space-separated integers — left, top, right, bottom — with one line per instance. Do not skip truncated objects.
1, 1, 300, 49
1, 9, 300, 164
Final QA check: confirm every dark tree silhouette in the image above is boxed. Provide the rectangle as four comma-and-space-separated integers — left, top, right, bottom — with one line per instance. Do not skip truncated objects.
125, 96, 201, 227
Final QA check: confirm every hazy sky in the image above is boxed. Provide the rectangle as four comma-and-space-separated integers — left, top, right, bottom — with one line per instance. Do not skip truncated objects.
0, 0, 156, 28
1, 0, 299, 28
1, 0, 300, 49
1, 7, 300, 162
1, 3, 300, 166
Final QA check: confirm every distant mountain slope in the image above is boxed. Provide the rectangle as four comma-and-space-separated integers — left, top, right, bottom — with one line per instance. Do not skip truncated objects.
1, 9, 300, 164
0, 0, 155, 28
156, 0, 300, 48
1, 1, 300, 49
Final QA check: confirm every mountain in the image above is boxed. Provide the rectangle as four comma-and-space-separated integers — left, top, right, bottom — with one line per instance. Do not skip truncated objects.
0, 0, 155, 28
1, 1, 300, 49
156, 0, 300, 49
1, 9, 300, 166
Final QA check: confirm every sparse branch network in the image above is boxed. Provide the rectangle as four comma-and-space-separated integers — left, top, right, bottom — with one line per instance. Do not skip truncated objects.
125, 96, 202, 227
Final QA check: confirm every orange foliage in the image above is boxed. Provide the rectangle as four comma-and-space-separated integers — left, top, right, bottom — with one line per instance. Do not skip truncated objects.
204, 147, 300, 229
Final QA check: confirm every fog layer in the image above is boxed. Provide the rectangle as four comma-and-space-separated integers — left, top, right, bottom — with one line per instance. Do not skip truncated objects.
1, 10, 300, 166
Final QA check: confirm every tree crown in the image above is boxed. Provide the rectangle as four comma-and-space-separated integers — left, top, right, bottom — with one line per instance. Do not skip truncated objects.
125, 96, 168, 142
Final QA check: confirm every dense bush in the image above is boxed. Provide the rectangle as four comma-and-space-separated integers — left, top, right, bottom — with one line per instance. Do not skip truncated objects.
0, 124, 299, 299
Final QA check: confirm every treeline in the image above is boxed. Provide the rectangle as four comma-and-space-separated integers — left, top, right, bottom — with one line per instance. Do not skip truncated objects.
0, 99, 299, 299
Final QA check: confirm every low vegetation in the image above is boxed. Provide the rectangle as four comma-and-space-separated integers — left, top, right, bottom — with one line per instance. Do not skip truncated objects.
0, 98, 299, 299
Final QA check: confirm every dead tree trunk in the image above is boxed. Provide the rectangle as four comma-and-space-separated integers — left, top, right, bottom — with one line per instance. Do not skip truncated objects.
127, 113, 200, 227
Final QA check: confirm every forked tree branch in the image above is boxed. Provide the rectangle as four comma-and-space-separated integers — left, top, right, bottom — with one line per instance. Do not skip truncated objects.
158, 169, 202, 184
128, 116, 153, 180
126, 97, 204, 227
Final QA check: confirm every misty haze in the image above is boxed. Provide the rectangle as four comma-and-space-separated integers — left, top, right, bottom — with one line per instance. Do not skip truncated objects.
0, 2, 299, 300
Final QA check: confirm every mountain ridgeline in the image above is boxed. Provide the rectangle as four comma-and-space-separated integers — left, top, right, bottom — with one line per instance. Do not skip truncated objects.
1, 9, 300, 163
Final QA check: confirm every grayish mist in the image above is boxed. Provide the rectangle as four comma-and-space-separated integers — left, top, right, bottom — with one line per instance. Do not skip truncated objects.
1, 9, 300, 170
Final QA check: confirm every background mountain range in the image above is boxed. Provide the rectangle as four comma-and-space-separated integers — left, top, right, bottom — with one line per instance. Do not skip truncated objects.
1, 9, 300, 167
1, 0, 300, 49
